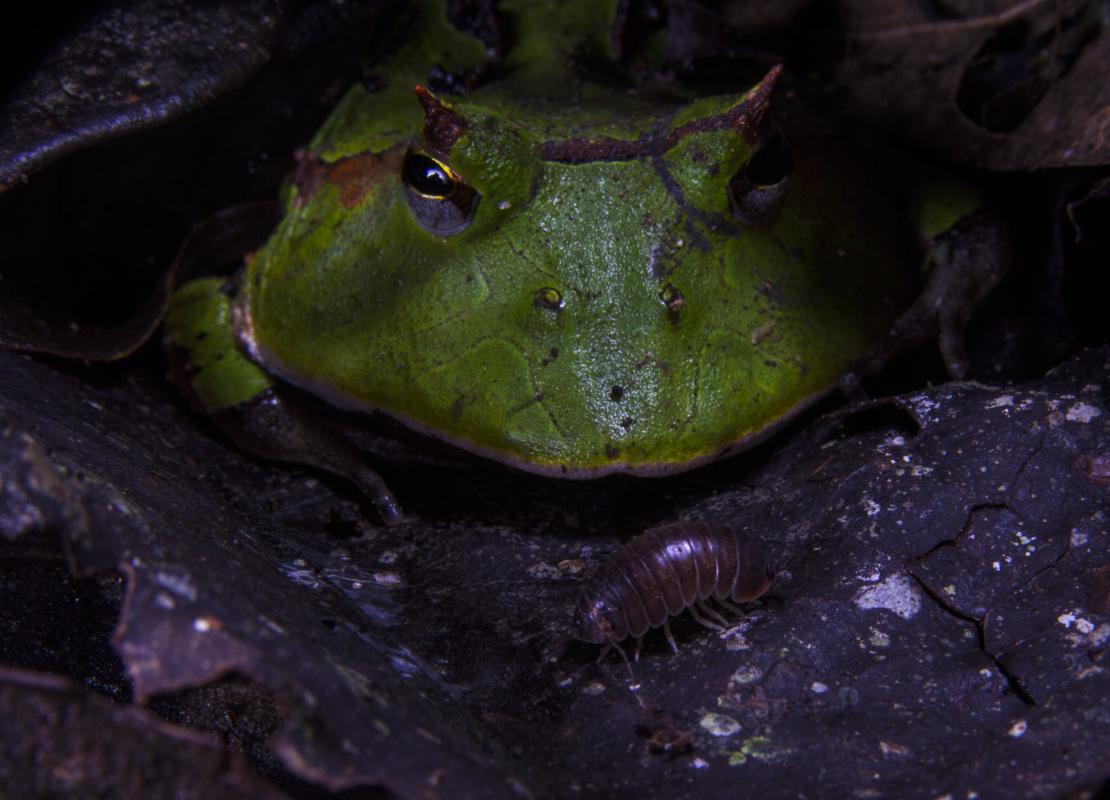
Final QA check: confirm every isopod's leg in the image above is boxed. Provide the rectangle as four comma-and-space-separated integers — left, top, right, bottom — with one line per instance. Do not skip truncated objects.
687, 603, 726, 632
633, 636, 643, 663
663, 620, 679, 654
696, 600, 730, 628
716, 597, 745, 616
614, 644, 636, 682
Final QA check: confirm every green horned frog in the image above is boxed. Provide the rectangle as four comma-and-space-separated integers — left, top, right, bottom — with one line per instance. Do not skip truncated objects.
164, 1, 1001, 525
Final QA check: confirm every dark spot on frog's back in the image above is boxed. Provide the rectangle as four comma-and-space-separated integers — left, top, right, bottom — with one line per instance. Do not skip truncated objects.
758, 278, 785, 307
605, 443, 621, 460
450, 395, 466, 422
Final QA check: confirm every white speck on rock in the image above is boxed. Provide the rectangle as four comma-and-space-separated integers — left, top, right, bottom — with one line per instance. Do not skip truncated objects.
986, 395, 1014, 409
724, 619, 753, 650
154, 570, 198, 602
1065, 402, 1101, 423
869, 628, 891, 648
854, 573, 922, 620
699, 713, 741, 737
1008, 720, 1027, 738
908, 393, 941, 422
810, 681, 829, 694
729, 665, 763, 686
879, 740, 910, 757
372, 571, 402, 587
526, 561, 561, 580
863, 498, 881, 517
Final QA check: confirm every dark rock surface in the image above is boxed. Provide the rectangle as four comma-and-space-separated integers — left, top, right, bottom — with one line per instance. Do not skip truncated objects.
1, 346, 1107, 798
1, 1, 1107, 797
0, 667, 286, 799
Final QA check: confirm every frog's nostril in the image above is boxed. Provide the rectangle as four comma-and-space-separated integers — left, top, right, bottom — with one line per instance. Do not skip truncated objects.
658, 283, 685, 313
535, 287, 565, 311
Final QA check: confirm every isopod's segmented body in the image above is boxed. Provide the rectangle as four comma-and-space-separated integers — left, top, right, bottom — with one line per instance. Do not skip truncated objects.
574, 521, 772, 650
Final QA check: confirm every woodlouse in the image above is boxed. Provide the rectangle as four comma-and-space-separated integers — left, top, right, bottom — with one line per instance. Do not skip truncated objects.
574, 521, 773, 656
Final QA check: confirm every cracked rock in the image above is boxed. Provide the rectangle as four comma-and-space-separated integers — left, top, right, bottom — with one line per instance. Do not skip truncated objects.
2, 343, 1108, 798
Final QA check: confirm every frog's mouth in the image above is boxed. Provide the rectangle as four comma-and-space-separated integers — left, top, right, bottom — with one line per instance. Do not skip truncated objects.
239, 294, 833, 479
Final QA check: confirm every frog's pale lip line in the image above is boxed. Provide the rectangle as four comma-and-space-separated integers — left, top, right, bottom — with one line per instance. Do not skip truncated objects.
236, 301, 831, 478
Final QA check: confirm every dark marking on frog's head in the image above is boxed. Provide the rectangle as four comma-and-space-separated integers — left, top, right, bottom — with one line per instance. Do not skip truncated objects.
290, 148, 324, 204
728, 64, 781, 144
330, 150, 403, 209
450, 395, 466, 422
290, 146, 403, 209
414, 85, 468, 154
533, 65, 782, 166
661, 63, 782, 151
758, 278, 785, 307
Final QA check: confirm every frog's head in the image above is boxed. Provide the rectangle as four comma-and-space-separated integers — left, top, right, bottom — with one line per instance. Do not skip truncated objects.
394, 66, 787, 242
243, 65, 903, 477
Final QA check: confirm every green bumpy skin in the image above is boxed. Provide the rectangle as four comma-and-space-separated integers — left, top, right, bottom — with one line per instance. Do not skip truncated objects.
168, 1, 976, 478
164, 277, 274, 410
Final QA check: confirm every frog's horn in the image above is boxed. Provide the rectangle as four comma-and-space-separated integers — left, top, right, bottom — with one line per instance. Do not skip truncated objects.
414, 85, 468, 153
662, 65, 782, 153
730, 64, 781, 144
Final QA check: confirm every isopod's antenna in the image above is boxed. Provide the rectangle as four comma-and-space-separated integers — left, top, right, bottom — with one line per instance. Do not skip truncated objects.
546, 637, 641, 700
598, 643, 646, 706
597, 642, 636, 683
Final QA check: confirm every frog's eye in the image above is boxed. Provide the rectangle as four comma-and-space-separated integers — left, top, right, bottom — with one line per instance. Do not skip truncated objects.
729, 130, 791, 225
402, 150, 480, 235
